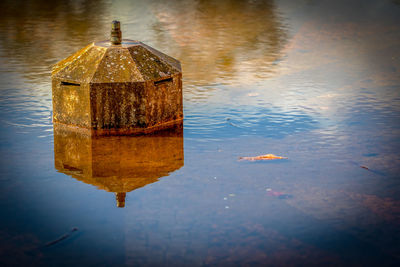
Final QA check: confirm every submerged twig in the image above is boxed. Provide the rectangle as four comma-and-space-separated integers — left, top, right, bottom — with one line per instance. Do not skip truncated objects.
350, 161, 386, 176
226, 118, 242, 128
45, 227, 78, 247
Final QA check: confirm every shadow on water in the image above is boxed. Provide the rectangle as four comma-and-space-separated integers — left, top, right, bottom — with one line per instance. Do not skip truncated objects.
53, 124, 184, 208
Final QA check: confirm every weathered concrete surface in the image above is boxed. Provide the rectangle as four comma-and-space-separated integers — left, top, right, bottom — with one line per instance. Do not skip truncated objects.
52, 39, 182, 135
53, 123, 184, 207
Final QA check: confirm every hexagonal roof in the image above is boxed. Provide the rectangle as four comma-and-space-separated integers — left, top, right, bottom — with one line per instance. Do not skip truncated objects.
52, 39, 181, 84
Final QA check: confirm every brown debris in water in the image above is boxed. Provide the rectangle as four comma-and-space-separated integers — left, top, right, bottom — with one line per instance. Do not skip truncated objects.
239, 154, 288, 161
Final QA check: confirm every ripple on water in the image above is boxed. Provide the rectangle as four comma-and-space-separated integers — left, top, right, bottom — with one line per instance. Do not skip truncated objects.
184, 104, 318, 141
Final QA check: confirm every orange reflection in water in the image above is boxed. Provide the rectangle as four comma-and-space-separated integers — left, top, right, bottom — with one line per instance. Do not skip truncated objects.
151, 0, 288, 86
53, 124, 184, 207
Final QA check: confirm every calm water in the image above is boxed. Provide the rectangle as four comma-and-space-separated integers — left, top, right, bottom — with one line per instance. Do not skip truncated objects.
1, 0, 400, 266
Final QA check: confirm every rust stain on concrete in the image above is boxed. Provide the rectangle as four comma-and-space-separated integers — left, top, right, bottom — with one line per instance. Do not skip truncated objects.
52, 29, 183, 135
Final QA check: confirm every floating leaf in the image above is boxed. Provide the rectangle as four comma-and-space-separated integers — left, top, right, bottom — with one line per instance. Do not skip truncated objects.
247, 92, 259, 97
239, 154, 288, 161
267, 189, 293, 199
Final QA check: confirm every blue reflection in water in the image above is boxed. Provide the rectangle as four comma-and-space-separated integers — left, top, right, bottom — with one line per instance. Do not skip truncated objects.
185, 104, 318, 140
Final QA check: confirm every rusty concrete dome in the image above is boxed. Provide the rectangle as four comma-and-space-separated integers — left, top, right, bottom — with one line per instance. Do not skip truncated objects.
52, 39, 181, 84
51, 21, 183, 135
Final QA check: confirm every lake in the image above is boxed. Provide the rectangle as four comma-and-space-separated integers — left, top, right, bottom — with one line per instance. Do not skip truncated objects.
0, 0, 399, 266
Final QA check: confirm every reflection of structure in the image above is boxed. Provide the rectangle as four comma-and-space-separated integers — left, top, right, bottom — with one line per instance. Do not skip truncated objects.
53, 123, 184, 207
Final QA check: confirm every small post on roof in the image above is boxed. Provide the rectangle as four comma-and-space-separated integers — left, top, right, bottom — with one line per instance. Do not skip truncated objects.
110, 20, 122, 45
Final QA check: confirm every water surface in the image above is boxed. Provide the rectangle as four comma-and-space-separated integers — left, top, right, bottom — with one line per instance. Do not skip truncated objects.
0, 0, 399, 266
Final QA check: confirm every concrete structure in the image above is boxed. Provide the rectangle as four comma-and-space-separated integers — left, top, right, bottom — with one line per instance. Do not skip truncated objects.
52, 21, 182, 135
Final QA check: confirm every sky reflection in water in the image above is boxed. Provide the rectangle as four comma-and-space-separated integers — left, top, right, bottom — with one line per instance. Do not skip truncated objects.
0, 0, 400, 266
